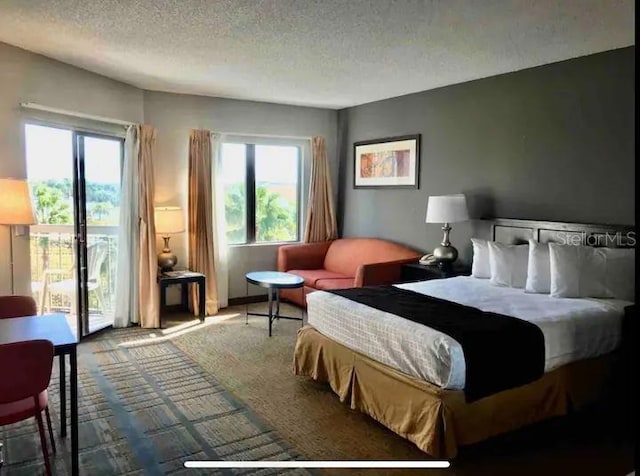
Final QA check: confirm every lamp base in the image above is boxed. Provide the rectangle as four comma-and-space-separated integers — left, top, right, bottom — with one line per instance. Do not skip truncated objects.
433, 245, 458, 265
158, 252, 178, 272
158, 236, 178, 272
433, 222, 458, 268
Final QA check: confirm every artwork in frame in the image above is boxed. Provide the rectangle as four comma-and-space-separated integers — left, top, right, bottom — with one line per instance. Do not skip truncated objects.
353, 134, 420, 189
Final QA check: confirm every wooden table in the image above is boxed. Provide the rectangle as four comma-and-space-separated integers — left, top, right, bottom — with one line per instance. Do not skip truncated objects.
158, 271, 206, 327
0, 313, 79, 476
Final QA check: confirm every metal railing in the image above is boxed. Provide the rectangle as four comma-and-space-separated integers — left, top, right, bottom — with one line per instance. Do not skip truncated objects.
29, 224, 118, 315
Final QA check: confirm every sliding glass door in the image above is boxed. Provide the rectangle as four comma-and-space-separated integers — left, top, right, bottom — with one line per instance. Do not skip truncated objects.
26, 124, 123, 338
74, 132, 123, 337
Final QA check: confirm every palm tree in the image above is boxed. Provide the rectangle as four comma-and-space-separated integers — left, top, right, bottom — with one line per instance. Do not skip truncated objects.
256, 186, 295, 241
90, 202, 113, 223
32, 182, 71, 271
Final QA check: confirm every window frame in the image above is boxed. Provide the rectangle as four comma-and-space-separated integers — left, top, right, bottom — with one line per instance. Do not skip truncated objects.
223, 140, 302, 246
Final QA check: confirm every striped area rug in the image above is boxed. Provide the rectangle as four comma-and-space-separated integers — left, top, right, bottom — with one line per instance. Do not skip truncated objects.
0, 327, 310, 476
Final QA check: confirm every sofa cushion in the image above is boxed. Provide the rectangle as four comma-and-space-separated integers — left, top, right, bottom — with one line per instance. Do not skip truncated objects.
323, 238, 420, 277
287, 269, 353, 288
315, 278, 355, 291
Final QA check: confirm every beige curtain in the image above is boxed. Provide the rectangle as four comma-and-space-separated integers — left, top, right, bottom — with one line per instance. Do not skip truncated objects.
137, 125, 160, 328
188, 129, 218, 316
304, 136, 338, 242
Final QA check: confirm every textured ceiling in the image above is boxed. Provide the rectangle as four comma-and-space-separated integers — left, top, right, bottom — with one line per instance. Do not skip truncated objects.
0, 0, 634, 109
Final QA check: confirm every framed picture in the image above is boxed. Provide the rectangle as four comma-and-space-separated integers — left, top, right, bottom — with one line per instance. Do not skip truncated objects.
353, 134, 420, 189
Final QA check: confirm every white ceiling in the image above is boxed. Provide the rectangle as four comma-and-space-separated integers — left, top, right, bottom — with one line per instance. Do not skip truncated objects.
0, 0, 634, 109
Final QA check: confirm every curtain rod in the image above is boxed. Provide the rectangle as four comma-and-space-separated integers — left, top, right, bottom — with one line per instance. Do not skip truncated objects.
20, 102, 135, 127
20, 103, 315, 138
218, 131, 312, 141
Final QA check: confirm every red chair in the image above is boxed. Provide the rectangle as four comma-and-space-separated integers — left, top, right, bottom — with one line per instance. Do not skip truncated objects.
0, 339, 56, 476
0, 295, 38, 319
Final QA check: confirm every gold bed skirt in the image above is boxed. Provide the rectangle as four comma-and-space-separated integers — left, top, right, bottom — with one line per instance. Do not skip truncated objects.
293, 325, 616, 458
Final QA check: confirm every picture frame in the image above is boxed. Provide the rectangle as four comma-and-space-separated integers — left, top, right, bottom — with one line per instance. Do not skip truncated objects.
353, 134, 420, 189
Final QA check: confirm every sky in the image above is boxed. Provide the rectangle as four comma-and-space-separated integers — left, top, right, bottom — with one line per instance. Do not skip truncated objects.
25, 124, 121, 184
222, 143, 299, 185
25, 124, 297, 186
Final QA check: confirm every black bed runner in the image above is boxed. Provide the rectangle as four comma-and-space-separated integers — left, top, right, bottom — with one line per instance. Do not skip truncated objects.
328, 286, 545, 402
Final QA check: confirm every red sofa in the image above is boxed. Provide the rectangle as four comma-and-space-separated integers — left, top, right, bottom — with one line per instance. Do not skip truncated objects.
277, 238, 421, 307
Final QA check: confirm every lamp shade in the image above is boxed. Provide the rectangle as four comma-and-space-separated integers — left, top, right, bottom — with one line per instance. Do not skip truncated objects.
154, 206, 185, 234
0, 178, 36, 225
425, 194, 469, 224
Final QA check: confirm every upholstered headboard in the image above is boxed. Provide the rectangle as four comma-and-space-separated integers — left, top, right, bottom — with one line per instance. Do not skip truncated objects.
488, 218, 635, 249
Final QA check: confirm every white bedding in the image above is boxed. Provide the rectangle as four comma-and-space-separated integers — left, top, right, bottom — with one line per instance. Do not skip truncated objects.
306, 276, 631, 390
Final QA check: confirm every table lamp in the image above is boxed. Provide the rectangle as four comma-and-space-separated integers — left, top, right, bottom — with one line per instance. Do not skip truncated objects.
0, 178, 36, 294
154, 206, 185, 272
425, 194, 469, 267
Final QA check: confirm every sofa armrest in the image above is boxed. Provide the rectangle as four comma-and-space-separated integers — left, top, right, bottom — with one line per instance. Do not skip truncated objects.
355, 258, 419, 287
277, 241, 333, 271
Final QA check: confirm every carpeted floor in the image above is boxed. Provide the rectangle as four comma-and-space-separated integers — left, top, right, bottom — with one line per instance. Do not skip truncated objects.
170, 303, 635, 476
0, 319, 309, 476
1, 303, 634, 476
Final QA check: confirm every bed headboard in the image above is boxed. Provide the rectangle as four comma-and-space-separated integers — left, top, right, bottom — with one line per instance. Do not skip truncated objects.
488, 218, 636, 249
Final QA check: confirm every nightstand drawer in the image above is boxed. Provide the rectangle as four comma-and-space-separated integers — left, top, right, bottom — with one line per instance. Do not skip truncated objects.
401, 262, 470, 282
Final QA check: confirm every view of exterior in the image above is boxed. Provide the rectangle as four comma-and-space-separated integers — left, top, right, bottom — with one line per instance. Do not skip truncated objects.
25, 124, 121, 334
222, 143, 300, 244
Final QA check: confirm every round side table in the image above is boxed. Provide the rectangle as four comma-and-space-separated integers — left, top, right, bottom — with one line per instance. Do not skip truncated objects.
245, 271, 304, 336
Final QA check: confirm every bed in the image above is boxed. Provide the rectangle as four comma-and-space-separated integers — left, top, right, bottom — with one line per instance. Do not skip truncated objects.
293, 218, 635, 458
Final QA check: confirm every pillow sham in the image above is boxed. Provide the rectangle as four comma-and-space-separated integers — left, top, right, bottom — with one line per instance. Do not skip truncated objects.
488, 241, 529, 288
525, 239, 551, 294
599, 247, 635, 302
549, 243, 636, 300
471, 238, 491, 278
549, 243, 607, 298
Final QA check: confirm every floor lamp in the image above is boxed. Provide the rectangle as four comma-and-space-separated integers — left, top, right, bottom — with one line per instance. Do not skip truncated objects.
0, 178, 36, 295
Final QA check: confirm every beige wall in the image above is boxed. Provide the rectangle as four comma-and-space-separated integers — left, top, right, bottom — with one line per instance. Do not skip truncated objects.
0, 42, 144, 295
143, 91, 338, 299
0, 41, 339, 300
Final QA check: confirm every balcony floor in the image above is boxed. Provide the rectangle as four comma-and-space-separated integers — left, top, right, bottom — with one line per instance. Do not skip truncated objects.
58, 312, 113, 338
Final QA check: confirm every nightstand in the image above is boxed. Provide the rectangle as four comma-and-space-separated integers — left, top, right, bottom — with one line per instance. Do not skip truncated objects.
612, 304, 636, 437
157, 270, 206, 327
401, 262, 471, 282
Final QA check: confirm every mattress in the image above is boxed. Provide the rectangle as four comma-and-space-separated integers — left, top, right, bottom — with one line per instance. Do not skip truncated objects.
305, 276, 632, 390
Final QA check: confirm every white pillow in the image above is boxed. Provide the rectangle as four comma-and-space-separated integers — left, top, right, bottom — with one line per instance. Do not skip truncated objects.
471, 238, 491, 278
599, 247, 635, 302
549, 243, 607, 298
488, 241, 529, 288
525, 239, 551, 294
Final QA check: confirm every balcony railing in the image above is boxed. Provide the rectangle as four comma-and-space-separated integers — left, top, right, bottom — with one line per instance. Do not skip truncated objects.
30, 224, 118, 319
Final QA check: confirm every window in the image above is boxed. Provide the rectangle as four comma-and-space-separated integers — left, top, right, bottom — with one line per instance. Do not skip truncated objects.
221, 144, 247, 243
222, 142, 300, 244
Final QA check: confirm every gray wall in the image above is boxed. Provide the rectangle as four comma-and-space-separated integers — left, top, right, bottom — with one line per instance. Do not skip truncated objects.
143, 91, 338, 299
337, 47, 635, 264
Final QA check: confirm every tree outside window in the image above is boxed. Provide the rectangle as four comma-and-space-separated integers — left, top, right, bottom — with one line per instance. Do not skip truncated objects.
222, 143, 300, 244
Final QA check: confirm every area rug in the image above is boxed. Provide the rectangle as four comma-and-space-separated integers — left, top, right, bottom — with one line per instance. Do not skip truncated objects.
0, 326, 309, 476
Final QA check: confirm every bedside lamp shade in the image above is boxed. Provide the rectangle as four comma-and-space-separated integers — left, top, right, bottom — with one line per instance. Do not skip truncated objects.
154, 206, 185, 235
0, 178, 36, 225
425, 194, 469, 224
